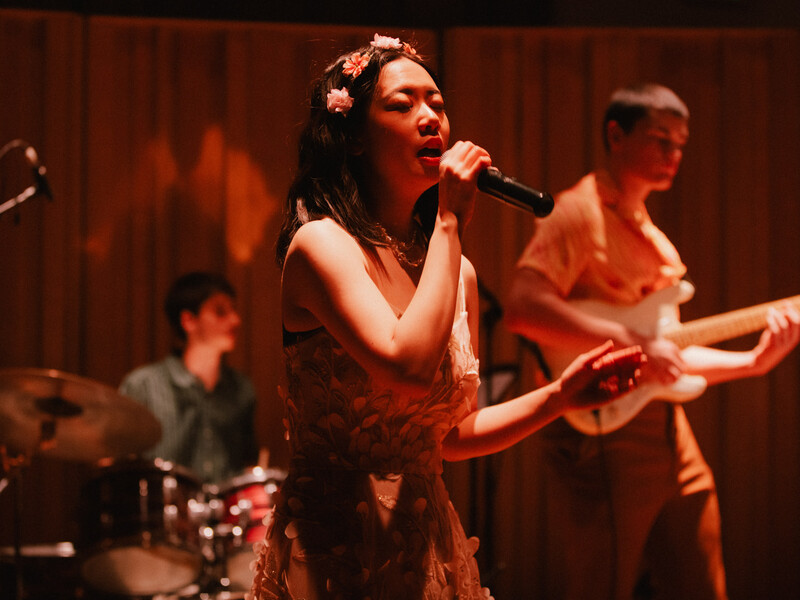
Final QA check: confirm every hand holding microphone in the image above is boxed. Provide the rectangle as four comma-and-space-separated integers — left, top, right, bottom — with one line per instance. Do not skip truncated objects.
440, 148, 554, 218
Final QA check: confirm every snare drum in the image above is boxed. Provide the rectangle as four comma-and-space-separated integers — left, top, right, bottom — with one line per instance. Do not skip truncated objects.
78, 458, 205, 597
217, 466, 285, 591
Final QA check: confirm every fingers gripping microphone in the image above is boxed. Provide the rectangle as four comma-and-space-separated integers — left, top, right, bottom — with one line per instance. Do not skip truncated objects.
24, 145, 53, 200
477, 166, 554, 218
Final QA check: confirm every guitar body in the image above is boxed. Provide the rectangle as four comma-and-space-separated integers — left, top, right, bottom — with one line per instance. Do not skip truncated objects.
540, 280, 709, 435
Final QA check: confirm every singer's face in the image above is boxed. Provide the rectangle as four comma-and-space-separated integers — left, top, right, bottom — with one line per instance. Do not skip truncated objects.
359, 58, 450, 201
616, 109, 688, 191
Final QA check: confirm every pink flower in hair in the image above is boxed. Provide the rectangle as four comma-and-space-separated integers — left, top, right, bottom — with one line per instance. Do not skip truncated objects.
343, 52, 370, 78
327, 87, 353, 115
370, 34, 403, 50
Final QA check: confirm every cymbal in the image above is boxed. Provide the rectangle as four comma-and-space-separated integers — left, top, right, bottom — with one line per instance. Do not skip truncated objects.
0, 368, 161, 462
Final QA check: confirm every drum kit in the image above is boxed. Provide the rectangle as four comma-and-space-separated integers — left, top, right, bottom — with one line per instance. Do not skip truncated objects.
0, 367, 284, 600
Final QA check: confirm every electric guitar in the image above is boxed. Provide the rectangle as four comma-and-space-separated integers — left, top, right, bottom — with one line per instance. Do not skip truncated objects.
539, 280, 800, 435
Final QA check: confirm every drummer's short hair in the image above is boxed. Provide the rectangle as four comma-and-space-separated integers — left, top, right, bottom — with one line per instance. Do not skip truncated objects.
164, 271, 236, 342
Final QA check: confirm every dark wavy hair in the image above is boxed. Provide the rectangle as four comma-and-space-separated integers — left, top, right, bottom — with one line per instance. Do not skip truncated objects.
275, 39, 439, 267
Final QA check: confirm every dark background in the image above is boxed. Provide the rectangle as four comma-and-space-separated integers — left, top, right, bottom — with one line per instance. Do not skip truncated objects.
1, 0, 798, 28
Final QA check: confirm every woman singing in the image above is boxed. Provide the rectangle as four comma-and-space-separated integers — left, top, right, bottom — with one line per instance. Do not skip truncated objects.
249, 34, 644, 600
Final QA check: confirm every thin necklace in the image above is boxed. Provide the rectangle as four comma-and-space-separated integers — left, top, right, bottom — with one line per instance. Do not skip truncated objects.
386, 215, 427, 269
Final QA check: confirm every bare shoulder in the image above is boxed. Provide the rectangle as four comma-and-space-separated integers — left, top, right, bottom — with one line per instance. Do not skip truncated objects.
288, 218, 356, 254
282, 219, 368, 331
285, 218, 364, 274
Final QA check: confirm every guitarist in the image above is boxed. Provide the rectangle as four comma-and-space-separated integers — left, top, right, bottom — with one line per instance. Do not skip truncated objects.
505, 83, 800, 600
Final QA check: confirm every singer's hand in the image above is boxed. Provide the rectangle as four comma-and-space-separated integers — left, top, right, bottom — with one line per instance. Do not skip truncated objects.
438, 141, 491, 234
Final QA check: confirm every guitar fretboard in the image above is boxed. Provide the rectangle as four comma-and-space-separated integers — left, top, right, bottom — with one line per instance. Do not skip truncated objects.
665, 296, 800, 348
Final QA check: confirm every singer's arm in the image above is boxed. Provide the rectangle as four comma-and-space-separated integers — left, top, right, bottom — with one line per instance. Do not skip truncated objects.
441, 262, 643, 460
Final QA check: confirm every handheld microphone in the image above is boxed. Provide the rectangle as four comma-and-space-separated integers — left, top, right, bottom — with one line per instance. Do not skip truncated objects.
439, 150, 554, 217
24, 145, 53, 200
477, 166, 554, 218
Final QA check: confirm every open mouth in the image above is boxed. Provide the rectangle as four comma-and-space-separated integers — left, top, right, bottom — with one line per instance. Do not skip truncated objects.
417, 147, 442, 158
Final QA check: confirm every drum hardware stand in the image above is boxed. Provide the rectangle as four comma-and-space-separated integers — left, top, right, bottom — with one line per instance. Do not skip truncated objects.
1, 446, 32, 600
190, 492, 254, 598
0, 446, 29, 496
1, 396, 84, 600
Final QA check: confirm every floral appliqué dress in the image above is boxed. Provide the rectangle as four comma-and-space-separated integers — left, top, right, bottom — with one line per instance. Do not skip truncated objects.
248, 278, 491, 600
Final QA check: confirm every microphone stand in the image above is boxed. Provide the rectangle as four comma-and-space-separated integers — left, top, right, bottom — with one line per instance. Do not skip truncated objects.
473, 278, 517, 584
0, 139, 52, 598
0, 184, 40, 217
0, 139, 50, 218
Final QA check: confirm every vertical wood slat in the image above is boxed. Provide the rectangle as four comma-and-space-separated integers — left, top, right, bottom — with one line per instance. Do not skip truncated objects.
763, 32, 800, 599
715, 32, 773, 600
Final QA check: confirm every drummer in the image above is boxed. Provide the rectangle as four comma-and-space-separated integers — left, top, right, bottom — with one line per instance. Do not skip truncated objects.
119, 271, 259, 484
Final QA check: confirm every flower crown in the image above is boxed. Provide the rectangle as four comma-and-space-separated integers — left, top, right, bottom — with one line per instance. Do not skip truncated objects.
326, 34, 417, 117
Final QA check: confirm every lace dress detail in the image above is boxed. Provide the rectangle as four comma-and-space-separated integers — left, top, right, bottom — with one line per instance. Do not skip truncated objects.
249, 279, 490, 600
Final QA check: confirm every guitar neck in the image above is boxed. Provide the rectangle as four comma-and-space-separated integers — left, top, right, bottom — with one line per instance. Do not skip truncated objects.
666, 295, 800, 348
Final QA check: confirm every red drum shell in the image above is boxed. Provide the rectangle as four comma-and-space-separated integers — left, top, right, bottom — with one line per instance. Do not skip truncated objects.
217, 466, 285, 591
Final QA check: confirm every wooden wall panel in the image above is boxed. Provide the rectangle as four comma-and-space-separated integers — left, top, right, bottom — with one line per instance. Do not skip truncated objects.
762, 32, 800, 600
0, 10, 89, 552
1, 11, 799, 599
